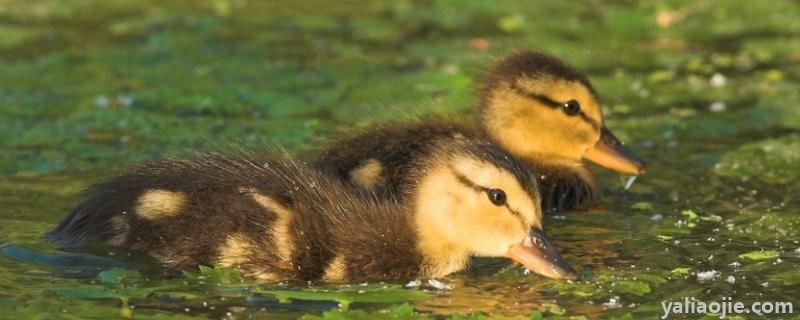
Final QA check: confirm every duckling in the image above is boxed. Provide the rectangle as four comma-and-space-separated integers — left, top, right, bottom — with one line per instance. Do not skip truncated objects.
314, 50, 645, 212
46, 137, 576, 282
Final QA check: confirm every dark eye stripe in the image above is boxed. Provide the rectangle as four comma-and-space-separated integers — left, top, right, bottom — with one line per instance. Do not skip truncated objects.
577, 111, 600, 131
452, 169, 529, 226
510, 82, 601, 131
453, 171, 485, 193
511, 82, 560, 108
504, 203, 528, 227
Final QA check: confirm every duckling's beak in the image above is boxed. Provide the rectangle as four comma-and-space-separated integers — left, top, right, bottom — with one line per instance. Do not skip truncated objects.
506, 227, 577, 280
583, 127, 646, 175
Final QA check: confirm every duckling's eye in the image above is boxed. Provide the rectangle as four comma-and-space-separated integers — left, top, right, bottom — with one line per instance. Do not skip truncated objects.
562, 99, 581, 116
533, 237, 546, 249
486, 189, 507, 206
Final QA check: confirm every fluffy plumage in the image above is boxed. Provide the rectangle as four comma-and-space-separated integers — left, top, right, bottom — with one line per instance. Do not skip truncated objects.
47, 152, 422, 281
313, 116, 594, 212
476, 50, 596, 116
47, 135, 554, 282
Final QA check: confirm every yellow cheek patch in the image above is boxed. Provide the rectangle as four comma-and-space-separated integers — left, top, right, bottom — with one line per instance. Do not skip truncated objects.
349, 159, 384, 189
217, 233, 254, 267
323, 255, 347, 282
413, 165, 475, 278
106, 216, 129, 246
249, 192, 294, 263
135, 190, 187, 219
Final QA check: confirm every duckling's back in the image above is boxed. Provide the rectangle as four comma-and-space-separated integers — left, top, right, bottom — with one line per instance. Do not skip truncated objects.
47, 153, 422, 282
313, 117, 485, 197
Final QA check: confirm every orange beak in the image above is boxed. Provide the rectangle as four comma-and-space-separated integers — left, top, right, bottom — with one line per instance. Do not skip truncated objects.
584, 127, 645, 175
505, 228, 576, 280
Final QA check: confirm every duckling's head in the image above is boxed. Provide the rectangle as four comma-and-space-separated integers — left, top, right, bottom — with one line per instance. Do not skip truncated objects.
476, 51, 645, 175
411, 137, 575, 279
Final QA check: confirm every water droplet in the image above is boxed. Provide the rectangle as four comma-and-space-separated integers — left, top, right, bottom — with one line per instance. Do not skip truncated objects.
95, 95, 110, 108
709, 73, 727, 87
696, 270, 720, 282
405, 280, 421, 288
709, 101, 727, 112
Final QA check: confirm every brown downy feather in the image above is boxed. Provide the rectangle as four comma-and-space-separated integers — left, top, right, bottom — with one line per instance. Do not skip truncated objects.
47, 152, 423, 282
312, 115, 594, 211
312, 116, 484, 198
530, 161, 597, 213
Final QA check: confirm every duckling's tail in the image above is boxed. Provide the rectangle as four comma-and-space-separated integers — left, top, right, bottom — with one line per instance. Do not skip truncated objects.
46, 177, 141, 247
46, 203, 111, 247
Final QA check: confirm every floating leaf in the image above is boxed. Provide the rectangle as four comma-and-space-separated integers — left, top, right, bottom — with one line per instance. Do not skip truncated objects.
699, 214, 723, 222
182, 265, 243, 285
738, 250, 779, 261
671, 268, 690, 275
630, 202, 653, 210
681, 210, 698, 228
680, 210, 698, 220
540, 303, 566, 315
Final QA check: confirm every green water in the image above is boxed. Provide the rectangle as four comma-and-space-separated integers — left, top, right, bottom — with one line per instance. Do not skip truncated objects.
1, 1, 799, 319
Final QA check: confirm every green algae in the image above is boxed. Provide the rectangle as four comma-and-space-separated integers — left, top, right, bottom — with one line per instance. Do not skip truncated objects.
715, 135, 800, 185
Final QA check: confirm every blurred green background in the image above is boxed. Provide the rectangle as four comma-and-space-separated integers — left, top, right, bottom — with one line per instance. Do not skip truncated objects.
1, 0, 799, 319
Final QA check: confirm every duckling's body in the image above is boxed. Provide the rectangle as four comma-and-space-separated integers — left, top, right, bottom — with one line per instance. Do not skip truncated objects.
48, 137, 575, 282
49, 154, 420, 281
314, 118, 594, 211
314, 51, 644, 212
